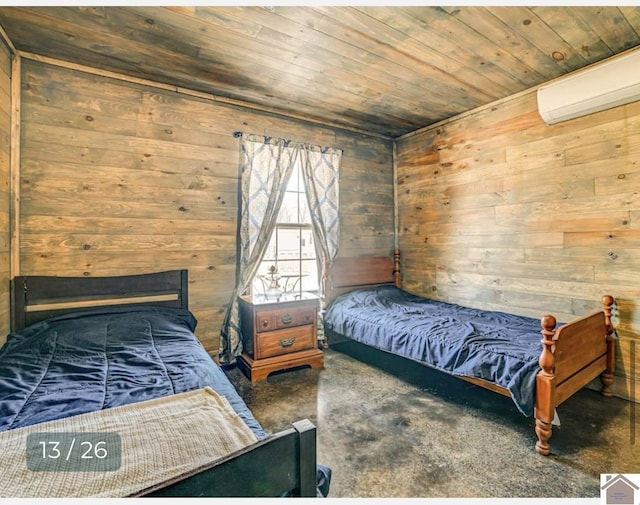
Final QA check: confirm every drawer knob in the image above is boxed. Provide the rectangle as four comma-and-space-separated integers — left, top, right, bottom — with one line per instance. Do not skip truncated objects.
279, 337, 295, 347
281, 313, 292, 324
262, 319, 270, 328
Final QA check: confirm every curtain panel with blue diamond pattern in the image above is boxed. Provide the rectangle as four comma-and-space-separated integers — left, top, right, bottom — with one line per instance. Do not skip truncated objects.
219, 133, 341, 363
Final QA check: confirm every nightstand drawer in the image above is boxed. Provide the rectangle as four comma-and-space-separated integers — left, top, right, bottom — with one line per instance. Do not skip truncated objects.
237, 293, 323, 382
255, 306, 316, 333
257, 325, 315, 359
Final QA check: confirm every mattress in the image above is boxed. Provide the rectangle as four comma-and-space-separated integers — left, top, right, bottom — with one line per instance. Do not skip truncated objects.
324, 285, 545, 416
0, 305, 266, 438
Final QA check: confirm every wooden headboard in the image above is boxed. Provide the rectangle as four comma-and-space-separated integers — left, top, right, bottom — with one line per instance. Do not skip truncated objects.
11, 270, 189, 331
324, 249, 401, 304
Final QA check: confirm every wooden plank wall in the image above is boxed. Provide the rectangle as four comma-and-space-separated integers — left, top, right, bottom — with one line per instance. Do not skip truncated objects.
0, 40, 11, 345
396, 90, 640, 403
17, 57, 394, 355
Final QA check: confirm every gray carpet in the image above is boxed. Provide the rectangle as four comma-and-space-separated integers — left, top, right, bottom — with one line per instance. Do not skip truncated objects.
225, 343, 639, 498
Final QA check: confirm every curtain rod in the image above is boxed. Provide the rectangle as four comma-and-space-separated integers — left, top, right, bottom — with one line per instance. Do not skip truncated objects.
231, 131, 344, 153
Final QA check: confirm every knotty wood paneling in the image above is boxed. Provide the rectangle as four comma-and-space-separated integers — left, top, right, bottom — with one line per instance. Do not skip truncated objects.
0, 40, 10, 344
1, 7, 639, 138
18, 58, 394, 355
396, 91, 640, 403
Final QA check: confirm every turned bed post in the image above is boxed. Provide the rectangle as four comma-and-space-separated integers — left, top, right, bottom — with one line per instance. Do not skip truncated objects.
601, 294, 616, 397
393, 248, 401, 287
534, 314, 557, 456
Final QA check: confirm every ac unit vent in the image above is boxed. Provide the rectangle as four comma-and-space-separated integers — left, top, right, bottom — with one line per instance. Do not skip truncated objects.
537, 49, 640, 124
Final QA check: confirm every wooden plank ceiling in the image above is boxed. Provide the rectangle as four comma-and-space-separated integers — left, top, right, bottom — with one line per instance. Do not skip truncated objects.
1, 6, 640, 138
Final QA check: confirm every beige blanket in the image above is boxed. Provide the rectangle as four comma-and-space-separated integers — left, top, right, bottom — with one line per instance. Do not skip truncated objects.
0, 387, 259, 497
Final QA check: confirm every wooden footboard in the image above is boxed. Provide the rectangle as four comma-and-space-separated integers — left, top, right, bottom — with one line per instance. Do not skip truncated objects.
534, 295, 615, 455
144, 419, 317, 497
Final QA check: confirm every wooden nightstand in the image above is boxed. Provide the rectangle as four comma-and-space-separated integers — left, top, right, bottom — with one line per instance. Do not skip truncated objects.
237, 293, 324, 382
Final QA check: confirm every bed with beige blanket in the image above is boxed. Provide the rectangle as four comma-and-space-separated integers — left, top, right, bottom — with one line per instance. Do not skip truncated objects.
0, 269, 320, 497
1, 387, 262, 497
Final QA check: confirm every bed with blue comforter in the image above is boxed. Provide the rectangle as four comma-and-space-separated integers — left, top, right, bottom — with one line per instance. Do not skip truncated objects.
323, 252, 616, 456
0, 305, 266, 437
324, 285, 543, 417
0, 269, 324, 497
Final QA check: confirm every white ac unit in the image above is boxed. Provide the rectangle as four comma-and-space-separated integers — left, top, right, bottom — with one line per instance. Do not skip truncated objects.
537, 48, 640, 124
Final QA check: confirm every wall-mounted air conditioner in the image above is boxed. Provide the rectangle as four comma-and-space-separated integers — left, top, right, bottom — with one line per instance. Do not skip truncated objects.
537, 48, 640, 124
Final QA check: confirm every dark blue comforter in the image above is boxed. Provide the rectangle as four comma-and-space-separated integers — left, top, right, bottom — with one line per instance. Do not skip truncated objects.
0, 306, 266, 438
324, 286, 545, 417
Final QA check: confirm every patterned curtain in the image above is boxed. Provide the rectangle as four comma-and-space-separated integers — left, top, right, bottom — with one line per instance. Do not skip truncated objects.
219, 134, 341, 364
219, 134, 297, 363
299, 145, 341, 342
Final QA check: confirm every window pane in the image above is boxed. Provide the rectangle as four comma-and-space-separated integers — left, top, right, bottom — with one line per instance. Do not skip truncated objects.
298, 194, 311, 224
256, 260, 278, 277
262, 233, 277, 262
300, 228, 315, 258
277, 259, 301, 293
301, 259, 319, 291
276, 258, 298, 277
288, 165, 302, 192
253, 260, 280, 295
278, 192, 299, 223
276, 227, 301, 259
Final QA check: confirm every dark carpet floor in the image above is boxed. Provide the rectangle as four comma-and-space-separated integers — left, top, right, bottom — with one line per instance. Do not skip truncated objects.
224, 342, 639, 498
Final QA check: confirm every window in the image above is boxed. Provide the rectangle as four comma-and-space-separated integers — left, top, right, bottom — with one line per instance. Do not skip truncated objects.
252, 163, 319, 297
